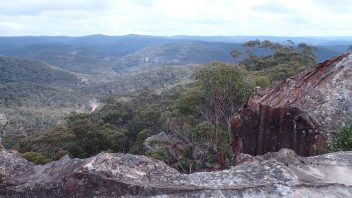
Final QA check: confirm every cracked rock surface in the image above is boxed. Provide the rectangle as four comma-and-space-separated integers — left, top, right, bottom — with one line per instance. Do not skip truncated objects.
1, 147, 352, 197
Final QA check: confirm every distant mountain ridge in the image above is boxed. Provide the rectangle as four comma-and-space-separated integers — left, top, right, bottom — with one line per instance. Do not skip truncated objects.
113, 41, 241, 70
1, 34, 352, 45
0, 34, 351, 73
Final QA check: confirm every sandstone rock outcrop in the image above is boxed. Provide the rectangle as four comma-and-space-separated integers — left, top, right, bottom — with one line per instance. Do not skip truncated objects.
1, 146, 352, 197
231, 53, 352, 157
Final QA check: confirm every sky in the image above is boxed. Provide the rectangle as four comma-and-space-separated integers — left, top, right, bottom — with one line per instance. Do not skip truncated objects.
0, 0, 351, 37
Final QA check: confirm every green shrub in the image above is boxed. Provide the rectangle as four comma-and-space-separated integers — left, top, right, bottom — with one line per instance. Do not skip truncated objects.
129, 129, 153, 154
184, 121, 214, 144
249, 75, 271, 88
22, 152, 50, 165
329, 123, 352, 151
145, 148, 176, 165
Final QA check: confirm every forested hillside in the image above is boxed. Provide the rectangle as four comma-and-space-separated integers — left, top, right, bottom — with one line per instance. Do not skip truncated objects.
0, 55, 197, 136
0, 56, 89, 135
2, 39, 331, 173
4, 44, 114, 74
0, 56, 80, 87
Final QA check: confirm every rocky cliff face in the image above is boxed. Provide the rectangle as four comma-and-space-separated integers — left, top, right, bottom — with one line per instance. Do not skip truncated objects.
231, 53, 352, 157
1, 146, 352, 197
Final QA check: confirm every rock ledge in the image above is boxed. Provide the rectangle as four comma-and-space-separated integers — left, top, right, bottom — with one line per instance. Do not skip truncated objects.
1, 147, 352, 197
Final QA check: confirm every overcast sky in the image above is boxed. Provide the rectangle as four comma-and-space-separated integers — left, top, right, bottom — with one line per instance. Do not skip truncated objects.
0, 0, 351, 37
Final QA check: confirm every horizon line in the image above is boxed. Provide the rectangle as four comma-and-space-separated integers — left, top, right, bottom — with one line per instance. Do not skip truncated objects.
0, 34, 352, 38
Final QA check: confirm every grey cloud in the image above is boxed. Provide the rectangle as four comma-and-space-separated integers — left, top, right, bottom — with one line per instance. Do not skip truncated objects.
0, 0, 351, 36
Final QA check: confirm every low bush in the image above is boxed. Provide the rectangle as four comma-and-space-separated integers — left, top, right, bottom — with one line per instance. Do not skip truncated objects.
329, 123, 352, 151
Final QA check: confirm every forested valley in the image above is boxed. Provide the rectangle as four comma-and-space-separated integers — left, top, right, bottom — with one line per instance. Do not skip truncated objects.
1, 38, 330, 173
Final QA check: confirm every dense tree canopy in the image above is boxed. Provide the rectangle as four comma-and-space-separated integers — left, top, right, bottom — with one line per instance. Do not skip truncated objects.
3, 40, 320, 173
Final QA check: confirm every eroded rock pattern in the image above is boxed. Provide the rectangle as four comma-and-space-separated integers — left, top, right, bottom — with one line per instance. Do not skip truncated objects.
1, 147, 352, 197
231, 53, 352, 156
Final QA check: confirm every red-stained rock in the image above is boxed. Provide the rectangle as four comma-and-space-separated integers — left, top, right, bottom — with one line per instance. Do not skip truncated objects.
231, 53, 352, 157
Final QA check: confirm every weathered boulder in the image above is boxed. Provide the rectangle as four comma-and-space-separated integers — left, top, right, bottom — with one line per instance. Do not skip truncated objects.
231, 53, 352, 157
1, 145, 352, 197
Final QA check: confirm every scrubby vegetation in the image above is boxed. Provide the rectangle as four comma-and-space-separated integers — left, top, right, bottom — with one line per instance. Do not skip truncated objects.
2, 40, 318, 173
3, 62, 254, 172
329, 123, 352, 152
